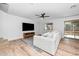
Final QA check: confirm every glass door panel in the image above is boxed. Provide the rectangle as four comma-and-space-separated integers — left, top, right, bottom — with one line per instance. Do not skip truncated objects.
64, 22, 74, 38
73, 22, 79, 39
64, 20, 79, 39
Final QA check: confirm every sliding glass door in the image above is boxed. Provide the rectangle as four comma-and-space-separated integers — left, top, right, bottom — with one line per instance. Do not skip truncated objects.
64, 20, 79, 39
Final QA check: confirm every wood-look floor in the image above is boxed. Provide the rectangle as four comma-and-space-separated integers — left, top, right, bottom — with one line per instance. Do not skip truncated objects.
0, 39, 50, 56
56, 39, 79, 56
0, 38, 79, 56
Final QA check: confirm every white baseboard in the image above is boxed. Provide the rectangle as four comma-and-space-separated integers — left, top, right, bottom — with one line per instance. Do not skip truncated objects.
2, 35, 23, 41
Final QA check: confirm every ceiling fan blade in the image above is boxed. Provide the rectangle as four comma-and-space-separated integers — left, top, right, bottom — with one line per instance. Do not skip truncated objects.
35, 15, 40, 16
36, 15, 43, 17
44, 16, 50, 17
43, 13, 45, 15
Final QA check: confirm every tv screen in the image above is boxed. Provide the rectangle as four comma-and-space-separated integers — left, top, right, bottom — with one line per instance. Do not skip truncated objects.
22, 23, 34, 31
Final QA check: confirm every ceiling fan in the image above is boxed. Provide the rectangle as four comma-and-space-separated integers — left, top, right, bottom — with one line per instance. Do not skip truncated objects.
35, 13, 50, 19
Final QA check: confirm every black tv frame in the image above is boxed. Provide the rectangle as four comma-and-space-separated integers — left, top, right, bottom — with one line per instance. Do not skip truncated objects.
22, 23, 34, 31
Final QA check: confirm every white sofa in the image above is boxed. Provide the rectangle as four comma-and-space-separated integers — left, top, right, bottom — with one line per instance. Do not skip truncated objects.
33, 31, 61, 55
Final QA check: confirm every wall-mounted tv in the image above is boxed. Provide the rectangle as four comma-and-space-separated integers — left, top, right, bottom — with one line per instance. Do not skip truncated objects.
22, 23, 34, 31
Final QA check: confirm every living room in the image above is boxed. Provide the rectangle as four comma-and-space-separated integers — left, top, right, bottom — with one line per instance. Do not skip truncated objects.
0, 3, 79, 56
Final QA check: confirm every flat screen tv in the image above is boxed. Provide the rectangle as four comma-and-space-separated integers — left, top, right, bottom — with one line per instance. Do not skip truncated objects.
22, 23, 34, 31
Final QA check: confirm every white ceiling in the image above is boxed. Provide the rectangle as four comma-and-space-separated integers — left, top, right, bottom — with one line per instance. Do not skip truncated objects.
7, 3, 79, 20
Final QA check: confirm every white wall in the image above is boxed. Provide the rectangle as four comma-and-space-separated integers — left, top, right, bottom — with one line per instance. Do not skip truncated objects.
0, 10, 5, 38
0, 10, 46, 41
35, 21, 45, 34
51, 18, 64, 38
0, 10, 35, 41
0, 11, 2, 38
